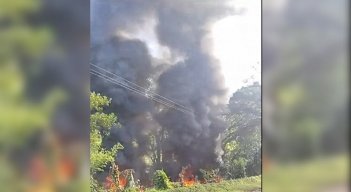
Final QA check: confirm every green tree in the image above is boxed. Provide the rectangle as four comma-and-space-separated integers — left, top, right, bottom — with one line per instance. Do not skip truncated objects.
222, 83, 261, 179
90, 92, 123, 191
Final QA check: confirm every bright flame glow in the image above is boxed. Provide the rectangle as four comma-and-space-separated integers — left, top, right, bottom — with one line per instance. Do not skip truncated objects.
179, 165, 196, 187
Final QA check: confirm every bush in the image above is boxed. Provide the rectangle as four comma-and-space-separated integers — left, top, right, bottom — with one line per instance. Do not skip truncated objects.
221, 157, 248, 179
199, 169, 221, 183
232, 157, 248, 178
152, 170, 173, 190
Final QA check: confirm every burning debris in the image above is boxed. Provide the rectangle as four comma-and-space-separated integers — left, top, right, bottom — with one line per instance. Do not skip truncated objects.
104, 164, 226, 191
104, 163, 139, 191
179, 165, 196, 187
178, 165, 222, 186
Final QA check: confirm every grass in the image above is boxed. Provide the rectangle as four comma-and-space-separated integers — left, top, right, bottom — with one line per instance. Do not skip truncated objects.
263, 155, 349, 192
146, 175, 261, 192
145, 155, 348, 192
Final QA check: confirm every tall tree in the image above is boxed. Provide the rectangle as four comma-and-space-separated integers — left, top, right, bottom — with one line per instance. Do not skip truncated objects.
222, 82, 261, 178
90, 92, 123, 191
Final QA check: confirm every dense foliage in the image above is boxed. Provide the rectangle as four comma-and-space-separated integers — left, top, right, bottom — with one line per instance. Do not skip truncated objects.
152, 170, 173, 190
90, 92, 123, 191
221, 83, 261, 179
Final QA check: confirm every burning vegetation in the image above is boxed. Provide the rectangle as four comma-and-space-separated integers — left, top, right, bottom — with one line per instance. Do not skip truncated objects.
103, 163, 139, 191
90, 82, 261, 191
179, 165, 196, 187
103, 164, 225, 191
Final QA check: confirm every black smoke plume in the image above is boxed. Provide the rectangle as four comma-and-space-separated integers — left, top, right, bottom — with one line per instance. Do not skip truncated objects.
91, 0, 236, 182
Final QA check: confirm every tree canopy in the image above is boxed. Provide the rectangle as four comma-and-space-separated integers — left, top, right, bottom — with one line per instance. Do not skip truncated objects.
221, 83, 261, 179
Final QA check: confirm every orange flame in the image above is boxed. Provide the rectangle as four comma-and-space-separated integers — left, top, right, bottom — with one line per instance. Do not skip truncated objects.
118, 175, 127, 188
104, 174, 128, 190
104, 175, 117, 191
183, 178, 195, 187
179, 165, 196, 187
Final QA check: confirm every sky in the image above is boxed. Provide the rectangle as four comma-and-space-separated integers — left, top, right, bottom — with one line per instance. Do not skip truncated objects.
212, 0, 261, 96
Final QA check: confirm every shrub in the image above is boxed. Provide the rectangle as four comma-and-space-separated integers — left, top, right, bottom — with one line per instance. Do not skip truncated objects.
152, 170, 173, 190
232, 157, 248, 178
221, 157, 248, 179
199, 169, 221, 183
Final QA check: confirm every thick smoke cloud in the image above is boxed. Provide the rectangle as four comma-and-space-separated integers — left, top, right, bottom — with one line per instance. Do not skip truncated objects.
91, 0, 236, 181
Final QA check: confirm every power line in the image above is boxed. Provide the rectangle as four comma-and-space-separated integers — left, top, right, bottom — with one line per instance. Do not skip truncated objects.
90, 63, 192, 112
90, 70, 192, 114
91, 63, 192, 111
90, 69, 193, 114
